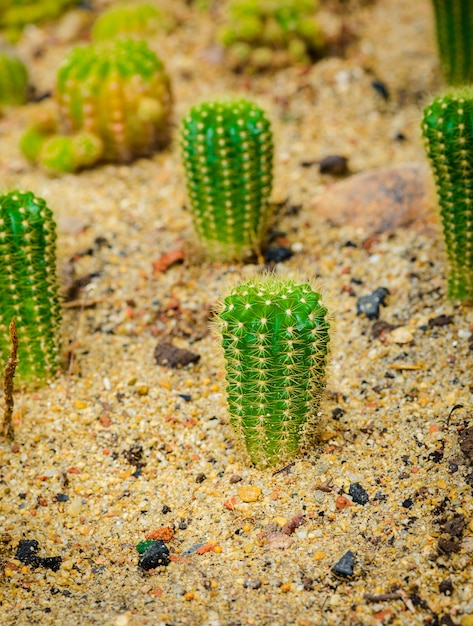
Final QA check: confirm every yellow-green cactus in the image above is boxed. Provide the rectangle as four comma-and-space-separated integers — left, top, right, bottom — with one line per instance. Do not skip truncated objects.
0, 46, 28, 109
219, 0, 324, 70
91, 1, 176, 41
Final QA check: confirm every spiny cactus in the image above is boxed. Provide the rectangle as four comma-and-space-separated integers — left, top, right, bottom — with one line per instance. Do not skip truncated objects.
218, 0, 324, 70
91, 1, 176, 41
0, 191, 61, 386
422, 88, 473, 301
55, 37, 172, 164
180, 99, 273, 261
430, 0, 473, 85
0, 46, 28, 109
216, 275, 330, 468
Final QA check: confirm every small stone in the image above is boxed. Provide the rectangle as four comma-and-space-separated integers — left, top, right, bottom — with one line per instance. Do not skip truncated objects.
229, 474, 242, 484
265, 531, 293, 550
459, 426, 473, 463
195, 473, 207, 484
428, 314, 454, 327
145, 527, 174, 542
401, 497, 414, 508
331, 550, 355, 578
319, 155, 349, 176
55, 493, 69, 502
154, 342, 200, 369
389, 327, 414, 344
16, 540, 39, 566
67, 497, 82, 517
138, 540, 170, 570
136, 540, 156, 555
38, 556, 62, 571
439, 578, 454, 595
357, 287, 390, 320
348, 483, 369, 505
264, 245, 294, 263
135, 384, 149, 396
238, 485, 261, 502
460, 616, 473, 626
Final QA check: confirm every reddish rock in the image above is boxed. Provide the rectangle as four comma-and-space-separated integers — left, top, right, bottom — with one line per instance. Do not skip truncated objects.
312, 162, 436, 233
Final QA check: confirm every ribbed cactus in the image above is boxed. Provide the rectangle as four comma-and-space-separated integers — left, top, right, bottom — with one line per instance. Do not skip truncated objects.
0, 191, 61, 386
0, 46, 28, 108
219, 0, 324, 70
431, 0, 473, 85
216, 275, 330, 468
422, 88, 473, 300
55, 38, 172, 163
0, 0, 78, 41
91, 2, 176, 41
180, 99, 273, 261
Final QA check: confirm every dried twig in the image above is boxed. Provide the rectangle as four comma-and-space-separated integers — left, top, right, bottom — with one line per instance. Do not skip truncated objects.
2, 318, 18, 441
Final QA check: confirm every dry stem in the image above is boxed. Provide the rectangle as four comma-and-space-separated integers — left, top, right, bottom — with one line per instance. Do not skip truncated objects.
2, 318, 18, 441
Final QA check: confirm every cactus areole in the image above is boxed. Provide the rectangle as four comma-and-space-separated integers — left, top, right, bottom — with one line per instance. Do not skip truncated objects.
422, 88, 473, 301
180, 99, 273, 260
0, 191, 61, 386
217, 276, 330, 468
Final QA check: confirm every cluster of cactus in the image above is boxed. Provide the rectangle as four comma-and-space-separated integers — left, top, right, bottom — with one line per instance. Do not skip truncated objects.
422, 88, 473, 301
0, 46, 28, 110
218, 0, 324, 70
180, 99, 273, 261
0, 191, 61, 387
216, 275, 330, 468
91, 1, 176, 42
0, 0, 78, 41
430, 0, 473, 85
20, 37, 172, 172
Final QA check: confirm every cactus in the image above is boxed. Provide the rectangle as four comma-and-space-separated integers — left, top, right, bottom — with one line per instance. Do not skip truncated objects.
218, 0, 324, 70
430, 0, 473, 85
0, 46, 28, 109
0, 191, 61, 386
55, 37, 172, 164
0, 0, 78, 41
91, 1, 176, 41
422, 87, 473, 301
180, 99, 273, 261
216, 275, 330, 468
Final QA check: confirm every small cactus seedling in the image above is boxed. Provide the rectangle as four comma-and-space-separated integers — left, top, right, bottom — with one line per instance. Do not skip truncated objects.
216, 275, 330, 468
91, 1, 176, 41
0, 191, 61, 386
0, 46, 28, 109
218, 0, 324, 70
422, 88, 473, 300
55, 37, 172, 163
430, 0, 473, 85
180, 99, 273, 261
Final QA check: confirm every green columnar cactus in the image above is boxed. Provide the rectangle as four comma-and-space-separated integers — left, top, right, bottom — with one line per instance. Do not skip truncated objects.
91, 2, 176, 41
180, 99, 273, 261
431, 0, 473, 85
216, 275, 330, 468
422, 88, 473, 301
0, 191, 61, 386
55, 38, 172, 163
0, 46, 28, 108
219, 0, 324, 70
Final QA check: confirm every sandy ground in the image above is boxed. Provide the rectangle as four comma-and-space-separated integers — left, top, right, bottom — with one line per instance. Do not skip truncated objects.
1, 1, 473, 625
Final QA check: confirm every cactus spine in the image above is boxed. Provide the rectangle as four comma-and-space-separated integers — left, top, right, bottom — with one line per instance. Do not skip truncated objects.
217, 275, 330, 468
55, 38, 172, 163
0, 191, 61, 386
180, 99, 273, 261
431, 0, 473, 85
422, 88, 473, 301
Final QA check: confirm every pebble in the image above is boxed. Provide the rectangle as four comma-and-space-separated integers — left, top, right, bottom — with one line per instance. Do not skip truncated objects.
357, 287, 390, 320
331, 551, 355, 578
389, 327, 414, 344
319, 155, 349, 176
264, 245, 294, 263
154, 342, 201, 368
238, 485, 261, 502
68, 497, 83, 517
138, 540, 170, 570
348, 483, 369, 505
313, 162, 433, 233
